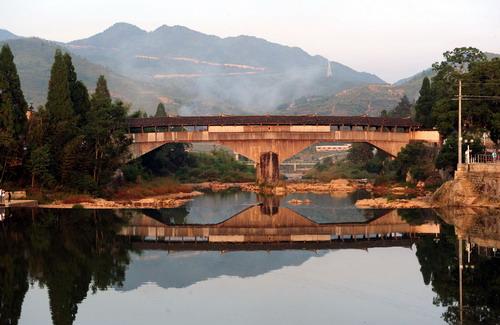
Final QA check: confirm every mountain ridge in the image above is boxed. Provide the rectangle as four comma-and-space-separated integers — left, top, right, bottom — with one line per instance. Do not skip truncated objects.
65, 22, 386, 113
0, 29, 19, 41
1, 37, 179, 112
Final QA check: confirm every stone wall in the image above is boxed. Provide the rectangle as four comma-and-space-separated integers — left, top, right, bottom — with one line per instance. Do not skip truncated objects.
432, 163, 500, 207
456, 164, 500, 200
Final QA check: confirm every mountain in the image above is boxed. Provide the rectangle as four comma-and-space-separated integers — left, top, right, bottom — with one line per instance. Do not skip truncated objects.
393, 68, 434, 100
276, 69, 437, 116
66, 22, 386, 114
0, 29, 19, 41
1, 37, 179, 111
276, 84, 406, 116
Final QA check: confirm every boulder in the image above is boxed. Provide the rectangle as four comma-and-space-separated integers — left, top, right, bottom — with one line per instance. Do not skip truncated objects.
329, 179, 355, 192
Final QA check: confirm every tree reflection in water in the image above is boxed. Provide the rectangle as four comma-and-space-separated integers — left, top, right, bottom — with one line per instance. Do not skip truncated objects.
0, 208, 133, 325
414, 208, 500, 325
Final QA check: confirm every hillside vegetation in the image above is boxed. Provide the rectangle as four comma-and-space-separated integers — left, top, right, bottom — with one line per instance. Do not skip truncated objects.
2, 38, 180, 111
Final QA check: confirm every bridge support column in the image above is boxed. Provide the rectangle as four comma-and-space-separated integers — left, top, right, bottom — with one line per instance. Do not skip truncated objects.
257, 151, 280, 185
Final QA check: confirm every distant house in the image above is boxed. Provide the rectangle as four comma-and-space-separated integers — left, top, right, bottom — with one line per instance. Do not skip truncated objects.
315, 144, 352, 152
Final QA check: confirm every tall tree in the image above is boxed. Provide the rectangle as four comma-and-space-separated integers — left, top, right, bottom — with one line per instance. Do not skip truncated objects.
0, 87, 16, 184
46, 49, 74, 126
414, 77, 434, 128
430, 47, 487, 138
45, 49, 77, 180
64, 53, 90, 126
463, 58, 500, 144
155, 102, 167, 117
0, 44, 27, 138
0, 45, 28, 184
86, 76, 130, 185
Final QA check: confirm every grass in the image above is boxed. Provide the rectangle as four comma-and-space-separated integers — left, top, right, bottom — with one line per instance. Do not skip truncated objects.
304, 159, 377, 182
176, 150, 255, 183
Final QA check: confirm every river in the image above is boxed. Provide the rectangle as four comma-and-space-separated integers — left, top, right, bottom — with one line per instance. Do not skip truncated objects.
0, 190, 499, 325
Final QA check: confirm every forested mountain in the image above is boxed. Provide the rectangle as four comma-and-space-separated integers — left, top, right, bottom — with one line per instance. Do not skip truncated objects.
67, 22, 385, 113
276, 84, 406, 116
1, 37, 178, 112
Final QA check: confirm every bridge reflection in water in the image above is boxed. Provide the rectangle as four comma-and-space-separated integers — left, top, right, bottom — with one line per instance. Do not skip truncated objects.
119, 199, 441, 250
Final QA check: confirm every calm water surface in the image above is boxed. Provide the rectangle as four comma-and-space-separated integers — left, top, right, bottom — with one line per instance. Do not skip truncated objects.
1, 191, 499, 325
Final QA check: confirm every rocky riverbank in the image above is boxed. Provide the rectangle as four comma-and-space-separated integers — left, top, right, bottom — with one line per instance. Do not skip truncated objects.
236, 179, 369, 195
431, 164, 500, 207
39, 191, 203, 209
355, 197, 435, 209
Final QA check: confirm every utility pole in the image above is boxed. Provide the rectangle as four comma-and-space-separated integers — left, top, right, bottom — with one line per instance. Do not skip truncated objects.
458, 79, 462, 168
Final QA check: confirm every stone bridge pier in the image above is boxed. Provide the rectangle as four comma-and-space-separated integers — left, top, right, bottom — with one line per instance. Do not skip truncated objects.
218, 139, 316, 185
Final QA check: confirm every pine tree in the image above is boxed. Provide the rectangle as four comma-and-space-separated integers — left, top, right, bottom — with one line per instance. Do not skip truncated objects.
0, 44, 27, 138
155, 102, 167, 117
388, 95, 412, 118
64, 53, 90, 125
45, 49, 77, 181
0, 45, 27, 184
92, 75, 112, 109
414, 77, 434, 128
46, 50, 74, 123
87, 76, 130, 185
0, 89, 16, 184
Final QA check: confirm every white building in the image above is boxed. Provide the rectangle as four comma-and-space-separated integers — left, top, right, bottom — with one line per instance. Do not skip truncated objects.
315, 144, 352, 152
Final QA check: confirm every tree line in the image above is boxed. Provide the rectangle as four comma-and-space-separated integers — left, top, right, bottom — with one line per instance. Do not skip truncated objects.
0, 45, 130, 192
414, 47, 500, 170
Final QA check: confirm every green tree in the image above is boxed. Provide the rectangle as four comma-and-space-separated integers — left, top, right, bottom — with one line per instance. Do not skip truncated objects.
463, 58, 500, 144
0, 44, 27, 138
0, 45, 28, 184
391, 142, 436, 181
436, 134, 484, 172
414, 77, 434, 128
46, 49, 75, 127
347, 143, 374, 164
140, 143, 190, 176
387, 95, 412, 118
64, 53, 90, 126
155, 102, 167, 117
45, 49, 77, 181
86, 76, 130, 185
28, 145, 52, 188
0, 89, 16, 184
430, 47, 487, 138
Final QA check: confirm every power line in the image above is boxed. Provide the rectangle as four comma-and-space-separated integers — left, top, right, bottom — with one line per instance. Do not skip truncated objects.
462, 82, 500, 85
453, 95, 500, 100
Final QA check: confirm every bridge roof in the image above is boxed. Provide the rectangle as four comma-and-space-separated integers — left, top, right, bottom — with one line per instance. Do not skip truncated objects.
127, 115, 420, 128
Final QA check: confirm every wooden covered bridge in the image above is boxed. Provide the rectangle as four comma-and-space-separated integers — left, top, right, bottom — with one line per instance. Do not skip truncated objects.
126, 115, 440, 183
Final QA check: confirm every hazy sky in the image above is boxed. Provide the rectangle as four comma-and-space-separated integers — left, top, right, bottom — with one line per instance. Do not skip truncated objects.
1, 0, 499, 82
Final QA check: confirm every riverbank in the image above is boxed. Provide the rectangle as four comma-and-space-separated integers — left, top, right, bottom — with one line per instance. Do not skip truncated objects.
22, 179, 434, 209
355, 197, 435, 209
39, 191, 203, 209
16, 172, 500, 209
